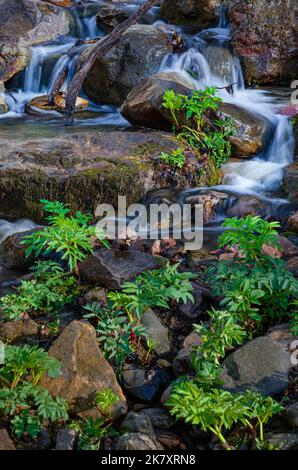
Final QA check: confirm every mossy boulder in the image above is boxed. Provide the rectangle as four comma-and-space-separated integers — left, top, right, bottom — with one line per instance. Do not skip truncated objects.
160, 0, 221, 30
0, 130, 219, 221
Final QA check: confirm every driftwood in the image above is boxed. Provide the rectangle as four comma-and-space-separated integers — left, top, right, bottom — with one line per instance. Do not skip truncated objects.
64, 0, 160, 125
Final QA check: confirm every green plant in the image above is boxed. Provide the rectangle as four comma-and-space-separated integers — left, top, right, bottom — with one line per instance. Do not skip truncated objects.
83, 302, 147, 368
0, 261, 77, 321
0, 345, 60, 388
241, 391, 284, 443
162, 87, 235, 168
191, 309, 246, 389
218, 216, 281, 262
22, 200, 109, 274
207, 258, 298, 335
95, 389, 119, 419
108, 263, 195, 322
167, 380, 251, 450
290, 300, 298, 335
163, 89, 183, 130
159, 149, 186, 169
71, 417, 117, 451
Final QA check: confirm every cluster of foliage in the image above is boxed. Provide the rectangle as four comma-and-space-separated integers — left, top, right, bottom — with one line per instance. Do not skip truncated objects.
84, 263, 195, 369
70, 389, 119, 450
159, 149, 186, 169
166, 216, 295, 449
22, 200, 109, 274
163, 87, 235, 168
0, 261, 77, 321
0, 345, 68, 438
206, 216, 298, 335
108, 262, 195, 322
84, 301, 148, 368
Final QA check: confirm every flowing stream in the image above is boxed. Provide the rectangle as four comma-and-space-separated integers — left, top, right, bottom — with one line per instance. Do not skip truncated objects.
0, 2, 295, 251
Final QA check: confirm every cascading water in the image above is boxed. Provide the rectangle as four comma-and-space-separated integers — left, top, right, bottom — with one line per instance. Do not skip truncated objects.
0, 1, 295, 244
158, 8, 294, 203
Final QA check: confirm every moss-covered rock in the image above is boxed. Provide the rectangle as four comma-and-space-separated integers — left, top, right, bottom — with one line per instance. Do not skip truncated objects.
0, 130, 220, 221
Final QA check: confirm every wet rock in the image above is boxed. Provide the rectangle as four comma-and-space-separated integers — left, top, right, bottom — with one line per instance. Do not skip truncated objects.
96, 2, 130, 33
283, 162, 298, 204
0, 229, 40, 270
184, 190, 230, 224
121, 72, 195, 131
26, 94, 88, 115
285, 403, 298, 427
0, 0, 72, 82
287, 212, 298, 233
141, 408, 175, 430
264, 433, 298, 450
123, 365, 173, 403
178, 283, 203, 319
120, 411, 155, 438
141, 309, 171, 356
173, 348, 194, 377
286, 256, 298, 277
122, 73, 269, 157
219, 102, 269, 157
47, 0, 72, 6
79, 249, 161, 290
229, 0, 298, 85
0, 318, 38, 343
115, 432, 164, 450
0, 131, 216, 221
55, 428, 77, 450
226, 195, 267, 218
155, 429, 180, 449
182, 331, 202, 349
39, 320, 127, 419
278, 236, 298, 259
265, 324, 297, 354
160, 0, 220, 30
0, 88, 8, 114
0, 429, 16, 450
83, 25, 172, 106
221, 336, 293, 396
33, 427, 51, 450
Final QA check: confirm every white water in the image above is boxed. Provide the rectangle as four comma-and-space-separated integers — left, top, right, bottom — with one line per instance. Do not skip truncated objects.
159, 11, 294, 197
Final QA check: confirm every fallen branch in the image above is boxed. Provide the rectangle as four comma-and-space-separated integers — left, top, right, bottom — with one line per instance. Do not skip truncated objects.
64, 0, 160, 125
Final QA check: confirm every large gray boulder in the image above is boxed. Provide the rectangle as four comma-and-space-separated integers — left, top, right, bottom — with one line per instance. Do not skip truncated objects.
221, 336, 293, 396
83, 25, 172, 105
0, 0, 72, 82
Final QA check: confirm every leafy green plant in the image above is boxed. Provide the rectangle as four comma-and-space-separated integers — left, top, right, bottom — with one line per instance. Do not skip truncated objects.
167, 381, 251, 450
71, 417, 118, 451
218, 216, 281, 262
22, 200, 109, 274
0, 261, 77, 321
108, 263, 195, 322
290, 300, 298, 335
0, 351, 68, 440
162, 87, 235, 168
0, 384, 68, 438
0, 344, 60, 388
191, 309, 246, 388
167, 380, 283, 450
83, 302, 147, 368
95, 389, 119, 419
159, 149, 186, 169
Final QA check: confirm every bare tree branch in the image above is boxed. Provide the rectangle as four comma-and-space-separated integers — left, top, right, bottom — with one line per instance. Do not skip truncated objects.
64, 0, 160, 125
